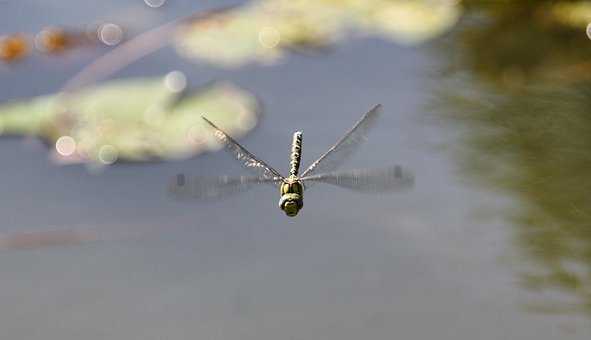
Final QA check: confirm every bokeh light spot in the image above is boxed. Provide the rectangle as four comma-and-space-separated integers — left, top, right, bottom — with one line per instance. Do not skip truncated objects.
35, 27, 70, 53
98, 23, 124, 46
186, 124, 205, 146
55, 136, 77, 156
587, 23, 591, 40
144, 0, 167, 8
98, 145, 118, 165
258, 26, 281, 49
164, 70, 187, 93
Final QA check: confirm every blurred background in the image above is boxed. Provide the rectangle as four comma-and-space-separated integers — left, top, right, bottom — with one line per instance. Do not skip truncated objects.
1, 0, 591, 339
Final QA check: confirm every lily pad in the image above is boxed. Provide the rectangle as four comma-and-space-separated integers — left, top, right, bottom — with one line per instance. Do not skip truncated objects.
0, 73, 260, 165
175, 0, 460, 67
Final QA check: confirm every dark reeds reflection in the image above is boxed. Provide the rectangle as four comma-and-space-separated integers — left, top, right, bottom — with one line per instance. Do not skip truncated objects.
435, 0, 591, 316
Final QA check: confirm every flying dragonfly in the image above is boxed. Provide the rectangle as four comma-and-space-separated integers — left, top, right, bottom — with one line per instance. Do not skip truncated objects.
170, 104, 414, 217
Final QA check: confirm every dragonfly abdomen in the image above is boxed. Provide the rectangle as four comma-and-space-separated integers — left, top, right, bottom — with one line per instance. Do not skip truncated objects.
289, 131, 303, 176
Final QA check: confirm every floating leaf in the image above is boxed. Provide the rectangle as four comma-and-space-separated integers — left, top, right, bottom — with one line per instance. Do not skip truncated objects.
358, 1, 460, 44
175, 0, 460, 67
548, 2, 591, 28
0, 74, 260, 165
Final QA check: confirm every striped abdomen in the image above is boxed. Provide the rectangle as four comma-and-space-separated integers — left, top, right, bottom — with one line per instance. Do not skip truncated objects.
289, 131, 303, 176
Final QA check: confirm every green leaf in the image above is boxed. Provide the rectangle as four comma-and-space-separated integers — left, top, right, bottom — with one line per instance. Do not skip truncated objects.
0, 74, 260, 165
175, 0, 460, 67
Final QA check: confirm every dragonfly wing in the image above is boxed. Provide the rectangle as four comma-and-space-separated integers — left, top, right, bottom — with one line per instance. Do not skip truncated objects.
202, 116, 285, 182
169, 174, 280, 200
300, 104, 381, 178
301, 165, 414, 193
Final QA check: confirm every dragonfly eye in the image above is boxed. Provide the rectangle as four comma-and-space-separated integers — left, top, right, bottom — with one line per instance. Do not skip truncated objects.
280, 182, 290, 195
280, 181, 303, 195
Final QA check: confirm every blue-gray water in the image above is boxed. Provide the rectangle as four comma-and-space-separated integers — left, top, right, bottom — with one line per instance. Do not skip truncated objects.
1, 1, 589, 339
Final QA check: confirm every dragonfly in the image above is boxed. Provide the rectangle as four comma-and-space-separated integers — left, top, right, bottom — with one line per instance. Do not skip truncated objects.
170, 104, 414, 217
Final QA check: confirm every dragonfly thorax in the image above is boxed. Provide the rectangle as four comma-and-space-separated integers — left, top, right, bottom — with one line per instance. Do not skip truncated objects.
279, 177, 304, 217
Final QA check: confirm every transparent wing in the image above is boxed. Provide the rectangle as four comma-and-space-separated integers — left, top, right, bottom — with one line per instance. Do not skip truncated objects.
301, 165, 414, 193
301, 104, 382, 178
202, 116, 284, 181
169, 174, 280, 200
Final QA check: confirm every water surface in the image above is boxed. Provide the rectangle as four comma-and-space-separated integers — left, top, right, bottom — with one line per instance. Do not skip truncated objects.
1, 1, 590, 339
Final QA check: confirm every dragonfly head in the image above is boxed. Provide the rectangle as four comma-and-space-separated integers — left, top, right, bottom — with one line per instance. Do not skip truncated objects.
280, 195, 301, 216
279, 179, 304, 217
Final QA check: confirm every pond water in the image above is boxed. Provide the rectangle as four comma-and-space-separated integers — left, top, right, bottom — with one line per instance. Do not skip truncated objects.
1, 1, 590, 339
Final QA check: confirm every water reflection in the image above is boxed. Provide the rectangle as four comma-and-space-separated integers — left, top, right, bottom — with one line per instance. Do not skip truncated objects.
436, 1, 591, 316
